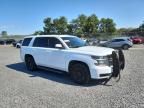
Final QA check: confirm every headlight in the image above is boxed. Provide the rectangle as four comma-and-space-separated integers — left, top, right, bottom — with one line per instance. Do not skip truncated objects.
91, 56, 109, 66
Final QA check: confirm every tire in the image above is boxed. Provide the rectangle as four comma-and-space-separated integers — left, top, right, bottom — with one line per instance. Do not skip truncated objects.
118, 50, 125, 70
122, 44, 129, 50
16, 45, 20, 48
112, 51, 120, 78
25, 56, 37, 71
69, 63, 90, 84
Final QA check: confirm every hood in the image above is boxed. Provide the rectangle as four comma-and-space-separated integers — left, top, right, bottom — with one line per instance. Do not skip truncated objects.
70, 46, 114, 56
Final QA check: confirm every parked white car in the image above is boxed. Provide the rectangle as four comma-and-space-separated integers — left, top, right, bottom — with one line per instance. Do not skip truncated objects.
100, 37, 133, 50
20, 35, 125, 84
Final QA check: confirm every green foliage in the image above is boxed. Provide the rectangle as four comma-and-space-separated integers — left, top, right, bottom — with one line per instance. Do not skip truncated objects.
43, 17, 53, 34
43, 16, 68, 34
35, 14, 117, 38
1, 31, 8, 37
84, 14, 99, 36
33, 30, 44, 35
99, 18, 116, 34
53, 16, 68, 34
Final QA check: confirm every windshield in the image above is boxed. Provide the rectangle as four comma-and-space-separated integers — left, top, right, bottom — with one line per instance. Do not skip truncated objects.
61, 37, 87, 48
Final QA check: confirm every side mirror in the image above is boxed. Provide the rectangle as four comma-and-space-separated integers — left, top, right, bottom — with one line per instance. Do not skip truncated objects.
55, 44, 63, 49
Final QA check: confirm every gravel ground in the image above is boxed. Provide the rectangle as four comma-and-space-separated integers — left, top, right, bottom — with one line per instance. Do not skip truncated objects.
0, 45, 144, 108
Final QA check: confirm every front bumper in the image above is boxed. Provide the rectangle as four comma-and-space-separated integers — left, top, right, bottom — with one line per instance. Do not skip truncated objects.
90, 65, 113, 79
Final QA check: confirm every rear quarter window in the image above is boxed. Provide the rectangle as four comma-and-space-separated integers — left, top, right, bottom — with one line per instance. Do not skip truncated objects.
22, 38, 32, 46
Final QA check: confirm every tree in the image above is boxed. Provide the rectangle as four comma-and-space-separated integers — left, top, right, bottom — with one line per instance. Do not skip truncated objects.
53, 16, 68, 34
71, 14, 99, 37
43, 16, 68, 35
1, 31, 8, 37
84, 14, 99, 36
105, 18, 116, 33
117, 28, 134, 35
99, 18, 116, 34
33, 30, 44, 35
43, 17, 53, 34
42, 14, 117, 37
99, 18, 107, 33
139, 22, 144, 34
70, 14, 87, 37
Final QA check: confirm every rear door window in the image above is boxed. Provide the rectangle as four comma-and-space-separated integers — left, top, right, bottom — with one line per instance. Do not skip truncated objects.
33, 37, 49, 47
22, 38, 32, 46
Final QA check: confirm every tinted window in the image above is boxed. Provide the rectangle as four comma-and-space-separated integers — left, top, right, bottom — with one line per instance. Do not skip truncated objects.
22, 38, 32, 46
112, 39, 124, 42
61, 37, 86, 48
48, 37, 62, 48
33, 37, 48, 47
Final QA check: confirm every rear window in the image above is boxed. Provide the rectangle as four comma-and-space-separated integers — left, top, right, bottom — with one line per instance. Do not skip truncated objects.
22, 38, 32, 46
32, 37, 63, 48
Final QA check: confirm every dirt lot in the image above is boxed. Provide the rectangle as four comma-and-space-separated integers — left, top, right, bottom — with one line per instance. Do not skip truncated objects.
0, 45, 144, 108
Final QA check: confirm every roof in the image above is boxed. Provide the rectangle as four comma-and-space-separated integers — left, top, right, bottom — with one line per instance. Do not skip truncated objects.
24, 35, 76, 38
113, 37, 130, 40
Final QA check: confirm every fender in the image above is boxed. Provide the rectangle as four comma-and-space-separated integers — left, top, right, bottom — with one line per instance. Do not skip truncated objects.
65, 53, 92, 72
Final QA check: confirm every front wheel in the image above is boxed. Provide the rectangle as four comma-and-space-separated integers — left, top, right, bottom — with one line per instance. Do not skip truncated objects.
122, 44, 129, 50
69, 63, 90, 84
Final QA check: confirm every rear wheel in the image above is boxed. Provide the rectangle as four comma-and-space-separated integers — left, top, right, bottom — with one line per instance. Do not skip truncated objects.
25, 56, 37, 71
69, 63, 90, 84
16, 45, 19, 48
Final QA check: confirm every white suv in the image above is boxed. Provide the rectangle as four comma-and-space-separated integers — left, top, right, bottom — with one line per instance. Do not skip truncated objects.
20, 35, 125, 84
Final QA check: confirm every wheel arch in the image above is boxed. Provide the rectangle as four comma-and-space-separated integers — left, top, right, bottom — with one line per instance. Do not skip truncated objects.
68, 60, 90, 74
122, 44, 130, 47
122, 44, 130, 49
24, 54, 34, 62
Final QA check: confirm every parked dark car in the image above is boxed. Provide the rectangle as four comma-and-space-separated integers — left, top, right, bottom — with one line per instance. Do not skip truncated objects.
0, 40, 5, 45
5, 39, 16, 45
13, 40, 23, 48
12, 41, 17, 47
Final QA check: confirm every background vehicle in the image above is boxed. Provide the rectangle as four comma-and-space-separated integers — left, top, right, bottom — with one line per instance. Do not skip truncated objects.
21, 35, 125, 84
0, 40, 5, 45
100, 37, 133, 50
86, 38, 99, 46
16, 40, 22, 48
5, 39, 16, 45
131, 36, 142, 44
12, 41, 17, 47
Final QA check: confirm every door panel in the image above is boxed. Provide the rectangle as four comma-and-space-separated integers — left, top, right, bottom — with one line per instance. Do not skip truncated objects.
46, 49, 67, 71
32, 47, 51, 66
